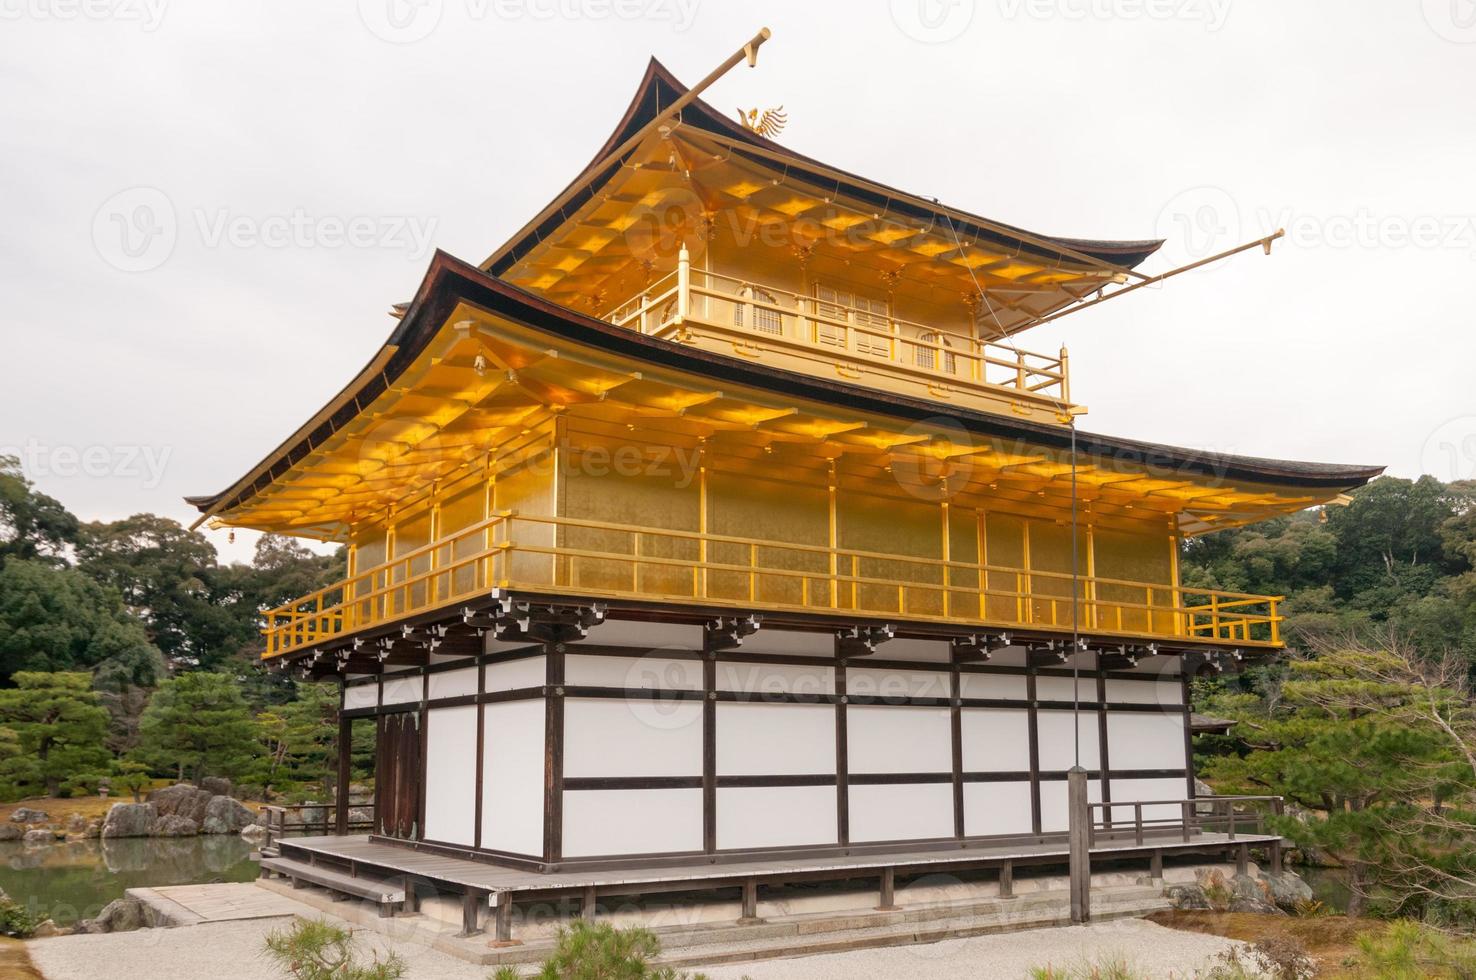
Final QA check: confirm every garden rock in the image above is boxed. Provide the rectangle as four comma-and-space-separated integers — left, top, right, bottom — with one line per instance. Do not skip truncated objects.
0, 825, 22, 841
1260, 870, 1314, 911
201, 777, 232, 798
1165, 882, 1212, 910
148, 784, 214, 824
101, 802, 157, 839
201, 796, 254, 834
1229, 872, 1283, 914
239, 823, 267, 842
9, 807, 48, 824
79, 897, 145, 934
154, 814, 199, 837
22, 828, 53, 844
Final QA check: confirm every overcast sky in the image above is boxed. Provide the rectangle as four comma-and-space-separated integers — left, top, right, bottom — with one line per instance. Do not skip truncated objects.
3, 1, 1473, 564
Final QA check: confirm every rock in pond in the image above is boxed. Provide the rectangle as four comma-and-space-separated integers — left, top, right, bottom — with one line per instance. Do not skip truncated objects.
154, 814, 199, 837
148, 784, 214, 824
9, 807, 49, 824
201, 796, 255, 834
22, 828, 54, 845
102, 802, 157, 839
78, 897, 145, 934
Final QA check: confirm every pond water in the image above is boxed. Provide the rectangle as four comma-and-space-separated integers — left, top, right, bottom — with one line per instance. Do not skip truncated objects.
1298, 865, 1353, 913
0, 836, 259, 927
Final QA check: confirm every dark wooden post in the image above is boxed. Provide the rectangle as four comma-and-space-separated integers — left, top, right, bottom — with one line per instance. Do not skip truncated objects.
583, 886, 598, 920
335, 711, 352, 837
1150, 849, 1163, 881
460, 889, 485, 937
493, 893, 514, 943
1235, 843, 1249, 876
1068, 766, 1090, 923
999, 860, 1014, 899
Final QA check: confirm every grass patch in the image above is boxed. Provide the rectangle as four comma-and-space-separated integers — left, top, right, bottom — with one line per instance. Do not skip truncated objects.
1147, 910, 1380, 974
0, 937, 44, 980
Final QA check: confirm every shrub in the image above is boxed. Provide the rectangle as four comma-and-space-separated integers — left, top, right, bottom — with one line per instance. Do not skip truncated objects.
1027, 954, 1146, 979
1202, 936, 1315, 980
1351, 920, 1476, 980
490, 921, 709, 980
261, 918, 404, 980
0, 899, 40, 939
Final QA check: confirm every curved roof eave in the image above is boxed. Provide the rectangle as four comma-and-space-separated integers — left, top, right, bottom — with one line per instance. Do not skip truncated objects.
480, 58, 1165, 280
187, 249, 1383, 521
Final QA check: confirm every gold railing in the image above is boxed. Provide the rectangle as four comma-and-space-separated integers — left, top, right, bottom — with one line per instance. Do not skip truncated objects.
263, 512, 1281, 658
605, 254, 1072, 406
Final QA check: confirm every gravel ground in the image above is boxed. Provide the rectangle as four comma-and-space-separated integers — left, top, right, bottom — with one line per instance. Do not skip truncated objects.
703, 918, 1243, 979
27, 914, 1241, 979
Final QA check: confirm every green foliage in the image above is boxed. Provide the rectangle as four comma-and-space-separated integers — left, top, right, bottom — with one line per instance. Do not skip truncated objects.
1196, 645, 1476, 920
261, 918, 404, 980
1350, 920, 1476, 979
490, 921, 710, 980
138, 672, 262, 784
0, 897, 40, 939
0, 455, 77, 566
1182, 477, 1476, 667
1027, 954, 1146, 980
0, 672, 111, 798
0, 559, 164, 686
254, 683, 340, 799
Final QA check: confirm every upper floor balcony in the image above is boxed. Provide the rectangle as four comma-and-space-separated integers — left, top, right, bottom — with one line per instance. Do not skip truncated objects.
604, 250, 1078, 425
262, 511, 1282, 659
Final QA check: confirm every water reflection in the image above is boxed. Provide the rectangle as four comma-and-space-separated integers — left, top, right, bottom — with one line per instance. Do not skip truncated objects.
0, 836, 259, 926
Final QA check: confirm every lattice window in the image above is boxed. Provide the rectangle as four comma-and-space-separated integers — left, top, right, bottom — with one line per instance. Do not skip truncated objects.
734, 285, 783, 335
813, 283, 893, 355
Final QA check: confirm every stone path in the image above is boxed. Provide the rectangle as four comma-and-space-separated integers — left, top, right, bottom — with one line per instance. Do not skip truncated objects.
128, 882, 305, 926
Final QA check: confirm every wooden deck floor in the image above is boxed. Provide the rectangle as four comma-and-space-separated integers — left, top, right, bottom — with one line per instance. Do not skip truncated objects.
279, 831, 1276, 900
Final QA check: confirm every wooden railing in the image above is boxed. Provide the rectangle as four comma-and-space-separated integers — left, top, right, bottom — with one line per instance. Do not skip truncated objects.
262, 512, 1282, 658
261, 801, 374, 848
1088, 795, 1284, 846
605, 253, 1072, 407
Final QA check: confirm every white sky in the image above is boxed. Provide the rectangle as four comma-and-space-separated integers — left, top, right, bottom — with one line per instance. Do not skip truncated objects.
3, 1, 1474, 564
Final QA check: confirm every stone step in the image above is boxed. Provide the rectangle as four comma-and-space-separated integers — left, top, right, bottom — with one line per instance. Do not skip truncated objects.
259, 856, 405, 909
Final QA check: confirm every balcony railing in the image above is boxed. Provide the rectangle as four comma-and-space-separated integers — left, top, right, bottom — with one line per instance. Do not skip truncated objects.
604, 251, 1072, 409
263, 512, 1281, 658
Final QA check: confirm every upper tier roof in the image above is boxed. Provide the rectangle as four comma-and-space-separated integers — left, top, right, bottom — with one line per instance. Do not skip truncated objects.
482, 59, 1166, 338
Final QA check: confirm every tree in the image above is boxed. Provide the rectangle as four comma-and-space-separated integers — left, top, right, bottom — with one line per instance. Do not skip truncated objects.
0, 672, 111, 798
137, 672, 261, 785
254, 683, 339, 800
0, 455, 77, 566
0, 559, 164, 686
1196, 640, 1476, 919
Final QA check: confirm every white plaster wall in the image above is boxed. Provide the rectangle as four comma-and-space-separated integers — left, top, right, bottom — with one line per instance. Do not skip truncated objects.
343, 683, 378, 711
481, 699, 545, 856
958, 672, 1028, 699
423, 705, 478, 846
1105, 677, 1183, 705
381, 672, 421, 705
563, 788, 703, 857
1106, 712, 1189, 770
1035, 674, 1097, 702
848, 783, 953, 842
1039, 778, 1102, 833
565, 654, 702, 691
959, 708, 1030, 771
1104, 777, 1191, 823
484, 654, 546, 693
578, 619, 704, 649
846, 665, 950, 700
736, 629, 835, 657
428, 666, 478, 700
963, 782, 1034, 837
716, 702, 835, 776
878, 638, 951, 662
847, 705, 952, 773
716, 661, 833, 698
1036, 710, 1101, 771
563, 698, 702, 778
717, 786, 837, 850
